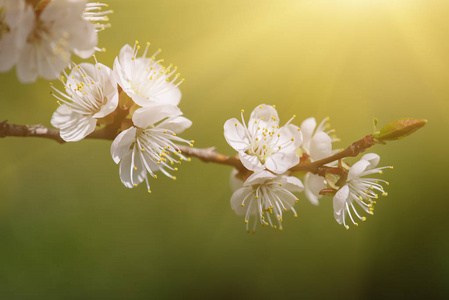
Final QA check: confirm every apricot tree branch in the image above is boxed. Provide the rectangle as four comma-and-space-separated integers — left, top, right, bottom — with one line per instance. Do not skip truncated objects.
0, 120, 378, 176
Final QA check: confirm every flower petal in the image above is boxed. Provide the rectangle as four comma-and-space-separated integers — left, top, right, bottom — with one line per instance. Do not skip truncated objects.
265, 151, 299, 174
347, 159, 371, 181
284, 176, 304, 193
111, 127, 137, 164
132, 104, 182, 129
244, 170, 277, 186
309, 132, 332, 161
239, 151, 264, 172
249, 104, 279, 125
304, 173, 325, 206
224, 118, 248, 151
157, 116, 192, 134
51, 105, 96, 142
300, 117, 316, 151
230, 187, 254, 216
229, 169, 244, 192
119, 148, 146, 188
360, 153, 380, 170
333, 184, 349, 216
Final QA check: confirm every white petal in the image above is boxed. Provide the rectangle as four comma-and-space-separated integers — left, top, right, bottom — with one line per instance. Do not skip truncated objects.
244, 170, 277, 186
300, 117, 316, 151
229, 169, 244, 192
304, 173, 325, 206
347, 159, 371, 181
132, 104, 182, 129
151, 83, 182, 106
249, 104, 279, 125
309, 132, 332, 161
333, 184, 349, 216
223, 118, 248, 151
360, 153, 380, 170
239, 151, 264, 172
265, 151, 299, 174
276, 124, 303, 152
284, 176, 304, 193
230, 187, 254, 216
157, 116, 192, 134
51, 105, 96, 142
119, 148, 146, 188
111, 127, 137, 164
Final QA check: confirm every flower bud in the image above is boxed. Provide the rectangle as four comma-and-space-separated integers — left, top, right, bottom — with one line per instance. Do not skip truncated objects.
373, 118, 427, 141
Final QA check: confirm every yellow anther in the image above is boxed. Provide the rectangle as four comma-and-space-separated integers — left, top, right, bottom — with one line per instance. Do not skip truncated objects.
172, 176, 176, 180
294, 214, 298, 218
382, 192, 388, 196
241, 109, 244, 113
291, 138, 294, 142
154, 175, 157, 179
244, 220, 248, 224
235, 123, 238, 126
279, 183, 283, 186
134, 167, 137, 170
378, 171, 383, 174
255, 195, 259, 199
172, 133, 176, 136
241, 203, 245, 207
295, 198, 299, 202
147, 190, 151, 194
345, 225, 349, 230
279, 227, 283, 231
133, 184, 137, 187
354, 223, 359, 226
361, 217, 367, 221
390, 166, 394, 169
174, 168, 178, 171
284, 208, 287, 211
272, 105, 276, 108
141, 148, 145, 152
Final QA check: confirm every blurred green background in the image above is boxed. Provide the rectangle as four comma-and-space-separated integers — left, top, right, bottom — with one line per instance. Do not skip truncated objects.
0, 0, 448, 299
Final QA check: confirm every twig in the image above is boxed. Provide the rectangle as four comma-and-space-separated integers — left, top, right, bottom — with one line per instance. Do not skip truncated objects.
0, 121, 377, 176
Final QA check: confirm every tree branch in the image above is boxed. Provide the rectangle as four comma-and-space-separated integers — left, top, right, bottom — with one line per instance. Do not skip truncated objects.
0, 121, 377, 176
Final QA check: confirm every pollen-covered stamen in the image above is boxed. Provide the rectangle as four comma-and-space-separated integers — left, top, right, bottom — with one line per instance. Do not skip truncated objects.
83, 2, 112, 32
50, 64, 107, 115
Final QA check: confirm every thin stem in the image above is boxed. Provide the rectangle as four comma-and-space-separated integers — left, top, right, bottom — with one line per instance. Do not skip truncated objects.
0, 120, 376, 176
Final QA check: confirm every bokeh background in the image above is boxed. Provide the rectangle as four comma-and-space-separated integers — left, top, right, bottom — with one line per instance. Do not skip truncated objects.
0, 0, 448, 299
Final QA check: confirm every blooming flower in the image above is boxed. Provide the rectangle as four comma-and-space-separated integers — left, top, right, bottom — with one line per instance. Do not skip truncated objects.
230, 170, 304, 232
113, 42, 183, 107
13, 0, 111, 83
50, 61, 118, 141
333, 153, 392, 229
110, 104, 192, 193
0, 0, 34, 72
224, 104, 303, 174
298, 117, 338, 205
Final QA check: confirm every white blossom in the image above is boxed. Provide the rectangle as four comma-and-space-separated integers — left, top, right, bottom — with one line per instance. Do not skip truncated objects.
333, 153, 392, 229
0, 0, 34, 72
50, 61, 118, 142
110, 104, 192, 193
230, 170, 303, 232
113, 42, 183, 108
224, 104, 303, 174
298, 117, 338, 205
14, 0, 111, 83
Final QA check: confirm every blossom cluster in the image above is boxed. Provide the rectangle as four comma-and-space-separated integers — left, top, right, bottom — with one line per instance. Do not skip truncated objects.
0, 0, 112, 83
224, 105, 391, 231
50, 42, 192, 193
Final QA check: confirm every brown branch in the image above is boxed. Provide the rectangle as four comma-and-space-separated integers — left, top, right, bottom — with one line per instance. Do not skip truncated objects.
0, 121, 376, 176
290, 134, 376, 176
